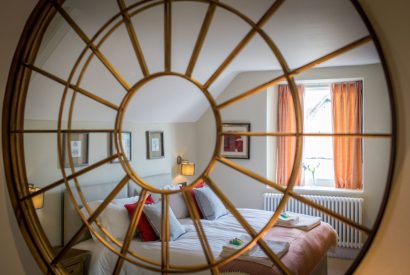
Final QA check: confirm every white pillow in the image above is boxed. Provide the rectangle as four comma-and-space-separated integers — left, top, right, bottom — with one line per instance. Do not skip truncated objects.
112, 196, 140, 207
162, 184, 181, 190
169, 193, 189, 219
151, 184, 181, 202
80, 201, 130, 242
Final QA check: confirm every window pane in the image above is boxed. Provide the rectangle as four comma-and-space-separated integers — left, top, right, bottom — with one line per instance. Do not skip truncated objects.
304, 86, 332, 133
302, 85, 335, 186
303, 137, 335, 184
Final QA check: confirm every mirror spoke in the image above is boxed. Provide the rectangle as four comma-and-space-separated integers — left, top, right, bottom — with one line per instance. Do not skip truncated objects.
161, 194, 170, 274
116, 0, 150, 77
113, 190, 149, 275
89, 175, 131, 224
51, 227, 88, 266
21, 154, 118, 201
217, 35, 372, 110
217, 156, 284, 193
12, 129, 115, 134
58, 181, 160, 269
291, 36, 372, 76
217, 74, 286, 110
182, 190, 220, 275
48, 0, 131, 91
164, 0, 172, 72
72, 1, 164, 94
18, 129, 393, 138
221, 131, 392, 138
51, 175, 130, 266
185, 1, 218, 77
24, 64, 119, 111
217, 156, 371, 234
204, 177, 290, 274
203, 0, 285, 90
287, 191, 371, 234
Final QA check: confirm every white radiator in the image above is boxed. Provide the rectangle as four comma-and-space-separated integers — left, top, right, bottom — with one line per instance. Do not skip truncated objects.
263, 193, 363, 249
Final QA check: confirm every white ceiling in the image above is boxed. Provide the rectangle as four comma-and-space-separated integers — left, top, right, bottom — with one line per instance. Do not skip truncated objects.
26, 0, 380, 123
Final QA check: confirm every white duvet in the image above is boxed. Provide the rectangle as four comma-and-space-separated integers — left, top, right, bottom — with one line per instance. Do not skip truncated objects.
76, 209, 276, 275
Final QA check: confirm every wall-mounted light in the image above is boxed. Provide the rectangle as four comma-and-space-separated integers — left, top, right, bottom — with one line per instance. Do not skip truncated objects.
177, 156, 195, 176
28, 184, 44, 209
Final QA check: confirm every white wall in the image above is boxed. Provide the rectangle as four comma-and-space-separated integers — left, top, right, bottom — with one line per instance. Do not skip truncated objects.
197, 70, 281, 210
197, 64, 391, 228
24, 119, 197, 245
1, 1, 410, 274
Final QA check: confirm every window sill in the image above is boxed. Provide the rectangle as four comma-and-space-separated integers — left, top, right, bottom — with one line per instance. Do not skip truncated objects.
293, 185, 364, 195
267, 184, 364, 196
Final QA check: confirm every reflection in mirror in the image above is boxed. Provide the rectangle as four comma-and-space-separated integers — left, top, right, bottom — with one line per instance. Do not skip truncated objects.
12, 0, 394, 274
121, 75, 216, 187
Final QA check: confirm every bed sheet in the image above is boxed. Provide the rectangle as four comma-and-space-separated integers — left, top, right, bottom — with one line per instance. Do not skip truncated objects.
83, 208, 337, 275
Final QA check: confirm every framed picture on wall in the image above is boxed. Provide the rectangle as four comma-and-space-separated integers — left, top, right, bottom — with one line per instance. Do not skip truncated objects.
110, 131, 132, 163
146, 131, 164, 159
221, 123, 250, 159
63, 133, 89, 168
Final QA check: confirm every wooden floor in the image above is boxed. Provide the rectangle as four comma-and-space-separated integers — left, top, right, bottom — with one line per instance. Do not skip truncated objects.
328, 258, 354, 275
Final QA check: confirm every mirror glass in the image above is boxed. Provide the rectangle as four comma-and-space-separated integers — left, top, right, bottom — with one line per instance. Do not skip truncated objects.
16, 0, 394, 274
122, 75, 216, 187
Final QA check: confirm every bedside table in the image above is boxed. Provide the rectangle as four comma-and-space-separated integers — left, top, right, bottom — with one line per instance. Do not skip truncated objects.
54, 247, 91, 275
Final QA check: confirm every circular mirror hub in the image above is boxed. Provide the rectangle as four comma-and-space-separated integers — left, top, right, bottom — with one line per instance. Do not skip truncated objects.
116, 73, 218, 192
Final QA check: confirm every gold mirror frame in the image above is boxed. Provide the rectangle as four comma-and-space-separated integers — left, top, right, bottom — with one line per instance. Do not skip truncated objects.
2, 0, 396, 274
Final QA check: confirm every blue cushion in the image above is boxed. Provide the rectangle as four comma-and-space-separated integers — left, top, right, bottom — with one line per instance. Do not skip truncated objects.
143, 201, 186, 241
194, 186, 228, 220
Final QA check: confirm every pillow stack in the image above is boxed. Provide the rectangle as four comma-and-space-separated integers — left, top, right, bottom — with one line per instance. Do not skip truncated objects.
124, 195, 158, 241
80, 181, 228, 243
170, 181, 228, 221
124, 194, 186, 242
143, 202, 186, 241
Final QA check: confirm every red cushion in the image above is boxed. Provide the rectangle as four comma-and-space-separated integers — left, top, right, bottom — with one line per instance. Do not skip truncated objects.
145, 194, 155, 204
124, 195, 158, 241
194, 180, 206, 189
182, 181, 206, 218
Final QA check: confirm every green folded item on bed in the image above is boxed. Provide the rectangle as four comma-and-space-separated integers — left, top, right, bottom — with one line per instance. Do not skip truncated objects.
220, 234, 290, 267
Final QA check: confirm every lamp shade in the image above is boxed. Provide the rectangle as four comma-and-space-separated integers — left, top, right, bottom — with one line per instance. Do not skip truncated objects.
28, 184, 44, 209
181, 161, 195, 176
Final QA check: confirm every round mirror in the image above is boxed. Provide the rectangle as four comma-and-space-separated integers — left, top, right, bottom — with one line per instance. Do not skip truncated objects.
3, 0, 395, 274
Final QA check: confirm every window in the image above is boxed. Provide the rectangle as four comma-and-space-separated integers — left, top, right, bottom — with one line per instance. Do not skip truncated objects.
276, 81, 364, 190
302, 84, 335, 187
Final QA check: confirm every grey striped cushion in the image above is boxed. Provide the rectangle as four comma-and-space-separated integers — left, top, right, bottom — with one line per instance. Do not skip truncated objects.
169, 192, 189, 219
143, 202, 186, 241
194, 186, 228, 220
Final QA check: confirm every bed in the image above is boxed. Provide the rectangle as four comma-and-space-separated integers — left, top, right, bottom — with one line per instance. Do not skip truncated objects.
64, 177, 337, 275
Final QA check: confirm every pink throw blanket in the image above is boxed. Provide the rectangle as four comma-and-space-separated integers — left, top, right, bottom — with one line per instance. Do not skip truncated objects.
220, 222, 337, 275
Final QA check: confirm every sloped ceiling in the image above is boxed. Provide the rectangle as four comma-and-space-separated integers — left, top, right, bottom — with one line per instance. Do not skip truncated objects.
26, 0, 379, 123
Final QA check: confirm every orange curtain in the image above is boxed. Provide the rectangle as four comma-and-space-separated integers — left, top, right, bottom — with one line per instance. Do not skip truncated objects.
277, 84, 304, 186
331, 81, 363, 190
